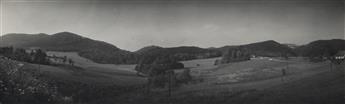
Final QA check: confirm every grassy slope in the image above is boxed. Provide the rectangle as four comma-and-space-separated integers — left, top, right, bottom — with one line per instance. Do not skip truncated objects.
47, 51, 137, 72
176, 57, 329, 92
174, 58, 344, 104
21, 51, 146, 86
227, 64, 344, 104
110, 57, 343, 104
12, 54, 344, 103
22, 63, 146, 86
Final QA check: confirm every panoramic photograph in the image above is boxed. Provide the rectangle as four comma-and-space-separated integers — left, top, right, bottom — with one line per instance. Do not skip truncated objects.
0, 0, 344, 104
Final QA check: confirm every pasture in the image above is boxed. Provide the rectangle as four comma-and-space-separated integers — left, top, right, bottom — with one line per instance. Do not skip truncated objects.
7, 53, 344, 104
35, 51, 147, 86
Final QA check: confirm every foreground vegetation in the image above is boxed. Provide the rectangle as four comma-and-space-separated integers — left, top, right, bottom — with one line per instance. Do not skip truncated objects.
1, 55, 344, 104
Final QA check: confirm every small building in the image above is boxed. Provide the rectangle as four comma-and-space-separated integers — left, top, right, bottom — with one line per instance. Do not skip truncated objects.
25, 47, 42, 53
47, 55, 66, 64
334, 51, 345, 59
332, 51, 345, 64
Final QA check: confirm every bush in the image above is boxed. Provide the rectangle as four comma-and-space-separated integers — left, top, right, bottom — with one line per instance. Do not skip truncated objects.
135, 55, 187, 88
176, 69, 192, 84
0, 59, 60, 104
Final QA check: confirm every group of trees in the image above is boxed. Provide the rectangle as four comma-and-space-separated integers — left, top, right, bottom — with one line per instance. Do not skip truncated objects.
91, 46, 222, 65
49, 55, 75, 66
78, 49, 138, 64
0, 58, 60, 104
135, 55, 190, 88
0, 47, 50, 65
0, 47, 76, 66
0, 57, 131, 104
220, 47, 251, 64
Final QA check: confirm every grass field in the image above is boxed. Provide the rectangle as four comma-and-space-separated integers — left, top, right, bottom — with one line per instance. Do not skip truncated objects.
10, 53, 344, 104
29, 51, 147, 86
110, 57, 344, 104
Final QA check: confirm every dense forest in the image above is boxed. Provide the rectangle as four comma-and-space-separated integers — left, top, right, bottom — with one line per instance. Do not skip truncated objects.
294, 39, 345, 57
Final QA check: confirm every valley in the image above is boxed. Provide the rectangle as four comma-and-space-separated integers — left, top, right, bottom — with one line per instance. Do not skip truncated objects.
1, 33, 344, 104
2, 52, 343, 104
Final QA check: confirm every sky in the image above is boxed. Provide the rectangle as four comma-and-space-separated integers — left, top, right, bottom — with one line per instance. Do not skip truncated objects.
1, 0, 344, 51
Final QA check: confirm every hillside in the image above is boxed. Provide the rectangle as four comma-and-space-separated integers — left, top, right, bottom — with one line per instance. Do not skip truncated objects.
294, 39, 345, 57
245, 40, 296, 56
135, 45, 163, 55
215, 40, 296, 57
108, 57, 344, 104
283, 43, 299, 49
135, 46, 222, 62
2, 32, 342, 64
0, 32, 137, 64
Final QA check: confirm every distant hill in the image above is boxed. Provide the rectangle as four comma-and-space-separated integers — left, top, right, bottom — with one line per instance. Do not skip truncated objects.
213, 45, 238, 53
135, 45, 163, 55
3, 31, 342, 64
283, 44, 299, 49
294, 39, 345, 57
0, 32, 137, 64
135, 46, 222, 63
244, 40, 296, 56
215, 40, 296, 57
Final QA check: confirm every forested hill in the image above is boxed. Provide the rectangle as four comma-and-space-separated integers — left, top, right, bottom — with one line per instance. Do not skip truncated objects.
294, 39, 345, 57
135, 46, 222, 62
214, 40, 296, 57
135, 45, 163, 55
0, 32, 137, 64
2, 32, 343, 64
0, 32, 221, 64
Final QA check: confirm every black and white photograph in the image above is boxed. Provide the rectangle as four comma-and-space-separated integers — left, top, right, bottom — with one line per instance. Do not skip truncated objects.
0, 0, 344, 104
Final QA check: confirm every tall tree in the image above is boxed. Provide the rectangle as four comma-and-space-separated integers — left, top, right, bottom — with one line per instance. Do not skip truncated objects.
33, 49, 49, 64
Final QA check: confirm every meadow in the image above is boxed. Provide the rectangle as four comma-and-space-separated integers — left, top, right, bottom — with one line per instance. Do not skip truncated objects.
2, 51, 343, 104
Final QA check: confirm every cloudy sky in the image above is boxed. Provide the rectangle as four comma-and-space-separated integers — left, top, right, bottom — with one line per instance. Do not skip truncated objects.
1, 0, 344, 51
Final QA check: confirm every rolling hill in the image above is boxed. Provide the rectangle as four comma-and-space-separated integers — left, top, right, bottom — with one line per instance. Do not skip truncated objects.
135, 45, 163, 55
2, 31, 342, 64
0, 32, 137, 64
294, 39, 345, 57
215, 40, 296, 57
0, 32, 222, 64
135, 46, 222, 62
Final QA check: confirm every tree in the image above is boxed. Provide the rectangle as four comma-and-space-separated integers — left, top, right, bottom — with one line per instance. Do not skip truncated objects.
68, 58, 74, 66
214, 59, 220, 65
221, 47, 250, 64
0, 47, 14, 58
62, 56, 67, 64
176, 69, 192, 84
33, 49, 49, 64
135, 55, 185, 88
13, 48, 31, 62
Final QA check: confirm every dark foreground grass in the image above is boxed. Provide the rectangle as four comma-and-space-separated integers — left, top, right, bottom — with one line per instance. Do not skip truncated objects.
226, 68, 344, 104
2, 59, 343, 104
99, 66, 344, 104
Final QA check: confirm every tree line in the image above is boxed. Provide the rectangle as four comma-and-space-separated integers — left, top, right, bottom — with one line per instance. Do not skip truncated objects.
0, 47, 75, 66
135, 54, 191, 89
0, 47, 50, 65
